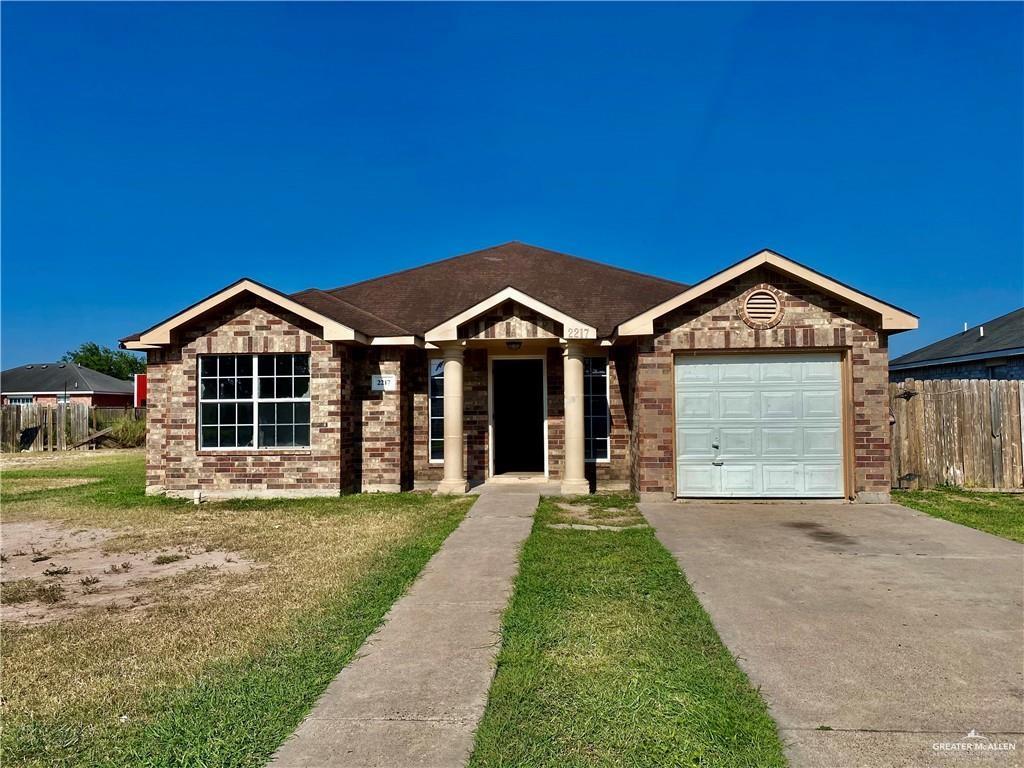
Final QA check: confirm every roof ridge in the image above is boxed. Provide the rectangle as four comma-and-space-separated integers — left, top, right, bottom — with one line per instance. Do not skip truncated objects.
511, 242, 689, 289
294, 288, 413, 335
322, 242, 522, 294
320, 241, 688, 294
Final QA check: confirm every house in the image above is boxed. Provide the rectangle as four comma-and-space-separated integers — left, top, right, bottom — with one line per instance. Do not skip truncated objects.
0, 363, 135, 406
889, 308, 1023, 381
121, 242, 917, 503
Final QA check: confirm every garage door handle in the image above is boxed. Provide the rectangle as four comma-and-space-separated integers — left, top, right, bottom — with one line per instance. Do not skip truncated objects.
711, 459, 724, 466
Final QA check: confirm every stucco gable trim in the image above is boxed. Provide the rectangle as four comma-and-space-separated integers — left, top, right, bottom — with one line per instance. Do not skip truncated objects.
616, 250, 918, 336
424, 286, 597, 342
132, 279, 367, 347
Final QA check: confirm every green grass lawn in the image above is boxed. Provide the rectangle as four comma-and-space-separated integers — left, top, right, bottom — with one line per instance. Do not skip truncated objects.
469, 494, 786, 768
0, 451, 472, 768
894, 486, 1024, 543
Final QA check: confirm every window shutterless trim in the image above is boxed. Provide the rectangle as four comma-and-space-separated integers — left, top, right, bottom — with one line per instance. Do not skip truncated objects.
197, 353, 311, 451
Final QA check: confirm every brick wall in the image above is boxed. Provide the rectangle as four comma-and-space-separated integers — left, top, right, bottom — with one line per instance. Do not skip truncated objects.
353, 348, 403, 492
146, 298, 350, 498
632, 267, 891, 502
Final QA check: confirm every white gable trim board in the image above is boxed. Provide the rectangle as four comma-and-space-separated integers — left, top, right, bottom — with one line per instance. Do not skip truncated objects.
674, 352, 847, 498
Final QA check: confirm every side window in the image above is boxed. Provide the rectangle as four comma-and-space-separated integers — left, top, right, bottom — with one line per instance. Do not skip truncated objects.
428, 359, 444, 461
584, 357, 610, 461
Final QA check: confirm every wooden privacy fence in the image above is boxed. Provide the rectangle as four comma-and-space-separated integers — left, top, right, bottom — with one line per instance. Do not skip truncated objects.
0, 405, 145, 452
890, 379, 1024, 490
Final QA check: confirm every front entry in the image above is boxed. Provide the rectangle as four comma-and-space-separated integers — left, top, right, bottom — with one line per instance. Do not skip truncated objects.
491, 358, 545, 475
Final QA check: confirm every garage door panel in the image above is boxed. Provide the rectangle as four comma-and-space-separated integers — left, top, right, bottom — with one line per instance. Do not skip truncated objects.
804, 427, 841, 456
761, 427, 800, 456
760, 360, 800, 384
679, 427, 715, 457
678, 464, 717, 494
721, 464, 758, 494
719, 428, 757, 456
720, 391, 757, 419
762, 464, 801, 494
675, 354, 844, 498
802, 358, 841, 383
679, 391, 716, 419
805, 464, 843, 494
678, 361, 717, 384
761, 391, 800, 419
718, 363, 758, 384
803, 391, 840, 419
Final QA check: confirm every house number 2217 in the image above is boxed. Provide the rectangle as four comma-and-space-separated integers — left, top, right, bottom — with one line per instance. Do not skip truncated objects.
565, 327, 593, 339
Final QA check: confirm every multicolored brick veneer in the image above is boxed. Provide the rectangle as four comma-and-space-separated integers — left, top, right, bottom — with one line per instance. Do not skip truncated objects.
145, 298, 351, 498
631, 266, 891, 502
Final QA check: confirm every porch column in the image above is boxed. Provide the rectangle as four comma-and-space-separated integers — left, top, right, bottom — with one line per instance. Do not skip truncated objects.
561, 342, 590, 495
437, 345, 469, 494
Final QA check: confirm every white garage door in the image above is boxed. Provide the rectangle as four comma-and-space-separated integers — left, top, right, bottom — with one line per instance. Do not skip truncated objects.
675, 353, 845, 498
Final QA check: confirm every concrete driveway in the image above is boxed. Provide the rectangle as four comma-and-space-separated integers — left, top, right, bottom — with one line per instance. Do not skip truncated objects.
640, 501, 1024, 768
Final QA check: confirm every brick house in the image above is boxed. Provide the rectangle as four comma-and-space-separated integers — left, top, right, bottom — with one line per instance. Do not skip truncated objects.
889, 307, 1023, 381
121, 243, 916, 502
0, 363, 134, 406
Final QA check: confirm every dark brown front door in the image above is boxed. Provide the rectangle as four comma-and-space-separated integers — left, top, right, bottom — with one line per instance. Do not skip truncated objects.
492, 359, 544, 474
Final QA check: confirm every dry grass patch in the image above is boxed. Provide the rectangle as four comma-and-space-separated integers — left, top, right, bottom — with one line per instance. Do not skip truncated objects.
0, 453, 472, 767
547, 492, 647, 529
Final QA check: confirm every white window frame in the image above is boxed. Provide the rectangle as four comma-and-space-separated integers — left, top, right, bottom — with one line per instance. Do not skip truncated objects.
584, 356, 611, 464
7, 396, 33, 405
197, 353, 312, 451
427, 357, 444, 464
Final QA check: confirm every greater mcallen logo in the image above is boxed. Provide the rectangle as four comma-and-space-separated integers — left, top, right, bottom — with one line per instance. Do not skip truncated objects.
933, 730, 1017, 753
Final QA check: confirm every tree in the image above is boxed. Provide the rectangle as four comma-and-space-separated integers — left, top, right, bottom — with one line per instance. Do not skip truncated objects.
62, 342, 145, 381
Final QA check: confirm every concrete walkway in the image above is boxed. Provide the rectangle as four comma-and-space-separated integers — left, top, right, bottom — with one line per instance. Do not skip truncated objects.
271, 487, 537, 768
641, 501, 1024, 768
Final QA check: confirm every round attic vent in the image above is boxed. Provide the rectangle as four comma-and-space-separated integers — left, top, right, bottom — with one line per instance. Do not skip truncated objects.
741, 289, 782, 328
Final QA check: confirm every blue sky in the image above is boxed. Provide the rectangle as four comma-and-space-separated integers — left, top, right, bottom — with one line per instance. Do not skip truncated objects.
2, 2, 1021, 366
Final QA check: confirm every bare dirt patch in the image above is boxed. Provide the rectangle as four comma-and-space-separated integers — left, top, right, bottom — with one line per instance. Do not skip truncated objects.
1, 521, 256, 626
555, 502, 646, 528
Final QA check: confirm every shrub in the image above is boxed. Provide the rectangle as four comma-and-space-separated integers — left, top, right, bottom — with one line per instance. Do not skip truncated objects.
109, 416, 146, 448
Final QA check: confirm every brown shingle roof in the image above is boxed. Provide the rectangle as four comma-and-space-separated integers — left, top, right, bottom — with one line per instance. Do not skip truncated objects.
311, 242, 687, 338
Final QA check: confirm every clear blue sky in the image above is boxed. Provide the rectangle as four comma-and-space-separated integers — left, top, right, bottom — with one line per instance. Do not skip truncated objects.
3, 2, 1021, 366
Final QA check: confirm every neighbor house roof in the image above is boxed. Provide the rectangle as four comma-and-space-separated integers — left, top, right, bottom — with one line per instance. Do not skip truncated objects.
1, 363, 134, 394
889, 307, 1024, 370
121, 242, 687, 347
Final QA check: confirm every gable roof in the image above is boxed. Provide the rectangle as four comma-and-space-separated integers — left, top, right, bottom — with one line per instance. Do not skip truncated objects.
318, 242, 687, 338
890, 307, 1024, 370
617, 249, 918, 335
123, 278, 367, 349
1, 363, 134, 395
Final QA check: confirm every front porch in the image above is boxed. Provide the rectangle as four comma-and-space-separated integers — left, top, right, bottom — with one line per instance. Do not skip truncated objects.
430, 338, 622, 496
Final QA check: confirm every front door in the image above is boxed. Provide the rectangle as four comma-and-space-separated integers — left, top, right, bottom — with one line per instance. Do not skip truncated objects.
492, 359, 545, 474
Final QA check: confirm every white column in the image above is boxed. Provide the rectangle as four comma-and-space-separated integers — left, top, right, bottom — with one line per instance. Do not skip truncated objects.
561, 342, 590, 495
436, 345, 468, 494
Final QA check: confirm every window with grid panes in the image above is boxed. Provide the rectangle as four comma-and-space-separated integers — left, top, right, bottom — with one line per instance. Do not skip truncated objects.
428, 359, 444, 461
198, 354, 310, 448
584, 357, 610, 461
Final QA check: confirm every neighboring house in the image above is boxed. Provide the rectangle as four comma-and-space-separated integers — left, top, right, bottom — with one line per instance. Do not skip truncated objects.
889, 308, 1024, 381
0, 363, 134, 406
121, 242, 917, 503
